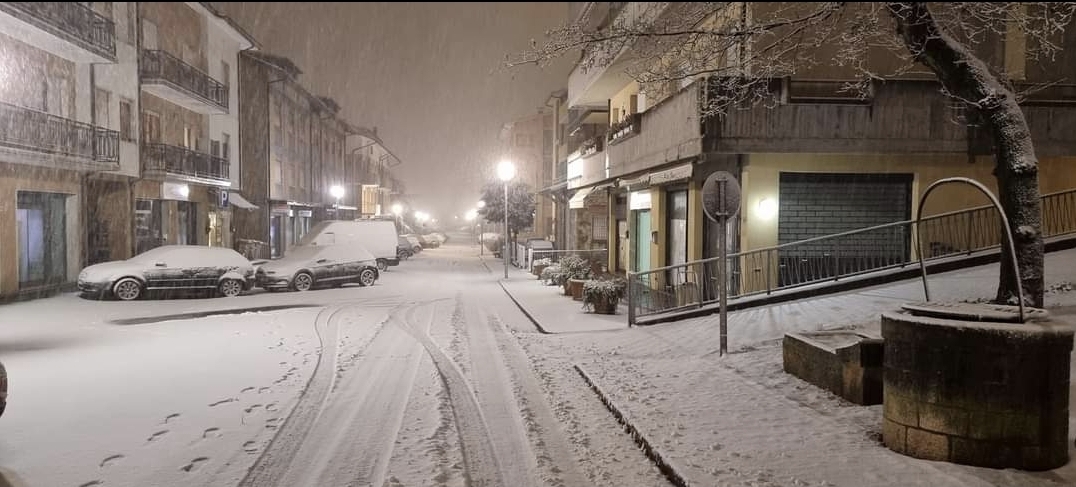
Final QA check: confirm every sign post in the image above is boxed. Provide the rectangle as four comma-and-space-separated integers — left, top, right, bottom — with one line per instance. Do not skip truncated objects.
702, 171, 741, 356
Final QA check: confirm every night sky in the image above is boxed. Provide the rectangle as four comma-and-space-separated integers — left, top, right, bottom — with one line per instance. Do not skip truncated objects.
216, 2, 575, 220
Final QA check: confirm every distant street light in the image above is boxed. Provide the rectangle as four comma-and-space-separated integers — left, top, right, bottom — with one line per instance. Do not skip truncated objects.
330, 185, 345, 212
497, 160, 516, 279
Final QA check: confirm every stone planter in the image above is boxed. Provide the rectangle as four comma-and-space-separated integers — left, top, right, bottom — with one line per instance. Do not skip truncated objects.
590, 296, 618, 314
569, 279, 585, 301
783, 331, 883, 405
532, 264, 548, 278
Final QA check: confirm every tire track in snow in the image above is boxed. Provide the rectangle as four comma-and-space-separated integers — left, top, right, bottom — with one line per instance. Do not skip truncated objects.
237, 304, 353, 487
396, 298, 506, 487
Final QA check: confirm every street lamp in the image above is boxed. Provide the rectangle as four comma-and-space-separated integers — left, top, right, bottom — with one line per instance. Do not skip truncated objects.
330, 185, 345, 215
497, 159, 516, 279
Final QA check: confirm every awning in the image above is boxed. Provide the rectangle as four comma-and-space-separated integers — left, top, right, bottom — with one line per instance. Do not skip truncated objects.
229, 192, 258, 210
568, 187, 593, 209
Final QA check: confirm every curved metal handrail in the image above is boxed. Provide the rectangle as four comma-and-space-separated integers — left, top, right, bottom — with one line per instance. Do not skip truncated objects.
915, 177, 1025, 322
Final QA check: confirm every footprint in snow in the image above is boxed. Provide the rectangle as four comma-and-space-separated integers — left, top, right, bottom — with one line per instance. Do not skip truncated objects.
100, 454, 124, 467
244, 404, 263, 414
78, 481, 103, 487
240, 386, 255, 394
147, 430, 169, 442
163, 413, 180, 424
180, 457, 209, 472
202, 427, 222, 439
209, 398, 237, 407
243, 441, 259, 453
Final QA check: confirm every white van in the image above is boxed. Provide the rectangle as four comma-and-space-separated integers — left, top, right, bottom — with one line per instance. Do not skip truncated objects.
296, 220, 400, 271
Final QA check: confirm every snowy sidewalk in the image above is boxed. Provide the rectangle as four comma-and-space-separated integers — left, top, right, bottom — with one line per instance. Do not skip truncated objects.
491, 257, 628, 333
505, 249, 1076, 486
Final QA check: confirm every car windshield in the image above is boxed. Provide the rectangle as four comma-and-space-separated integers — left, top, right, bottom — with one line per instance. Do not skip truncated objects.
127, 246, 181, 264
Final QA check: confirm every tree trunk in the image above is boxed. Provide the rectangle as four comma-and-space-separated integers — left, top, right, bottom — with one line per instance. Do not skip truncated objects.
888, 2, 1044, 307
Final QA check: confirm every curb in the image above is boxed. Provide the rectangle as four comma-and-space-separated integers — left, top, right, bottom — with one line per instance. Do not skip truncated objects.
498, 281, 551, 334
573, 364, 691, 487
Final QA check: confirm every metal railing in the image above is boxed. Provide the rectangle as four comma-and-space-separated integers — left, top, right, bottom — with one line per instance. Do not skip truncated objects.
0, 100, 119, 163
627, 188, 1076, 324
143, 142, 228, 182
0, 2, 116, 60
140, 50, 229, 111
528, 248, 609, 273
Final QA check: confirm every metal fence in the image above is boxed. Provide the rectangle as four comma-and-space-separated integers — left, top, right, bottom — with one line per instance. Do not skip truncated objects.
627, 188, 1076, 324
528, 249, 609, 273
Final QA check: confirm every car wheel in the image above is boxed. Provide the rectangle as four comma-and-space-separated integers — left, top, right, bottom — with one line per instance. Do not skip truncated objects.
219, 279, 244, 298
112, 278, 143, 301
377, 259, 388, 272
292, 272, 314, 292
358, 268, 377, 287
0, 361, 7, 417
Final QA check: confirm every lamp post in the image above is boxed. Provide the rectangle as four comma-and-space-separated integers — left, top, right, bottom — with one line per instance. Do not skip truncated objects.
330, 185, 345, 217
477, 200, 486, 256
497, 160, 516, 279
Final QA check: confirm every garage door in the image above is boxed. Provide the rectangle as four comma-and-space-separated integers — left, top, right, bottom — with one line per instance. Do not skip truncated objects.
778, 172, 913, 286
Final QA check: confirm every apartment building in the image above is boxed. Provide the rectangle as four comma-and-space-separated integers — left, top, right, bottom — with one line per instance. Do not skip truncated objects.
0, 2, 125, 298
499, 111, 554, 240
236, 51, 402, 259
561, 2, 1076, 294
133, 2, 255, 255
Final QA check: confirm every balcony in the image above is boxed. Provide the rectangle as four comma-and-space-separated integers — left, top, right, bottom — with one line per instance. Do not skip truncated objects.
0, 100, 119, 170
567, 2, 668, 108
605, 82, 702, 179
140, 50, 229, 114
0, 2, 115, 63
142, 143, 230, 187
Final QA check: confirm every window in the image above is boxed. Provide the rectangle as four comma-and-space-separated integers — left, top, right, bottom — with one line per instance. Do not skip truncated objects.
94, 88, 110, 128
124, 2, 136, 44
222, 133, 230, 160
211, 140, 221, 158
119, 99, 133, 141
183, 126, 192, 149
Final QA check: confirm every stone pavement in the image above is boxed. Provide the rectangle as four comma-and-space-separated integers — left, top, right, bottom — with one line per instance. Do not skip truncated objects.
494, 250, 1076, 486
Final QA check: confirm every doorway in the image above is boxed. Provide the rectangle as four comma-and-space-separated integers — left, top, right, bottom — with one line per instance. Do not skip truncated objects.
16, 191, 68, 287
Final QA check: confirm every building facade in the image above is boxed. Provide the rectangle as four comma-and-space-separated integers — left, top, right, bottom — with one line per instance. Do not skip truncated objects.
235, 51, 402, 259
0, 2, 125, 298
559, 1, 1076, 294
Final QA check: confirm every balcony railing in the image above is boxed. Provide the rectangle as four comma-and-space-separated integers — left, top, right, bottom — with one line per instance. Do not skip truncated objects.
0, 2, 116, 61
143, 142, 229, 183
0, 100, 118, 164
140, 50, 228, 112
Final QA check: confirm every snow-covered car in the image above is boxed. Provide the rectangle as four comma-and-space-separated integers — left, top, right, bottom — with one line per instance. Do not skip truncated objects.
78, 245, 256, 301
255, 243, 379, 291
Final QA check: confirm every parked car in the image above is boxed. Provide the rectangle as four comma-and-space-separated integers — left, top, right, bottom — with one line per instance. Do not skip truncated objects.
403, 235, 422, 253
78, 245, 255, 301
397, 236, 413, 260
255, 243, 379, 291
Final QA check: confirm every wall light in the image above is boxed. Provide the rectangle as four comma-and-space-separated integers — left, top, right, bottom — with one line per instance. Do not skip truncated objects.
757, 197, 778, 220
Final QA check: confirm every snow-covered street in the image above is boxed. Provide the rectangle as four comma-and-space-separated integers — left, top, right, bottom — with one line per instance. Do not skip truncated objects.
0, 233, 666, 487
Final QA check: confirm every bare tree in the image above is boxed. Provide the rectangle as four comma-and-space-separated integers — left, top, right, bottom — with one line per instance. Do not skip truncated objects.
511, 2, 1076, 307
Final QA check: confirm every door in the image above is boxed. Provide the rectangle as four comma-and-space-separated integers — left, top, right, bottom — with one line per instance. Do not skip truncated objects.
177, 201, 198, 245
16, 192, 67, 287
142, 19, 158, 50
666, 189, 688, 285
633, 210, 651, 273
777, 172, 912, 285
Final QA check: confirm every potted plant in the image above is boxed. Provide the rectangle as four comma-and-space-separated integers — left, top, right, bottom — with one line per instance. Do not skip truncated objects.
532, 257, 552, 278
540, 264, 564, 286
583, 278, 626, 314
559, 255, 591, 298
